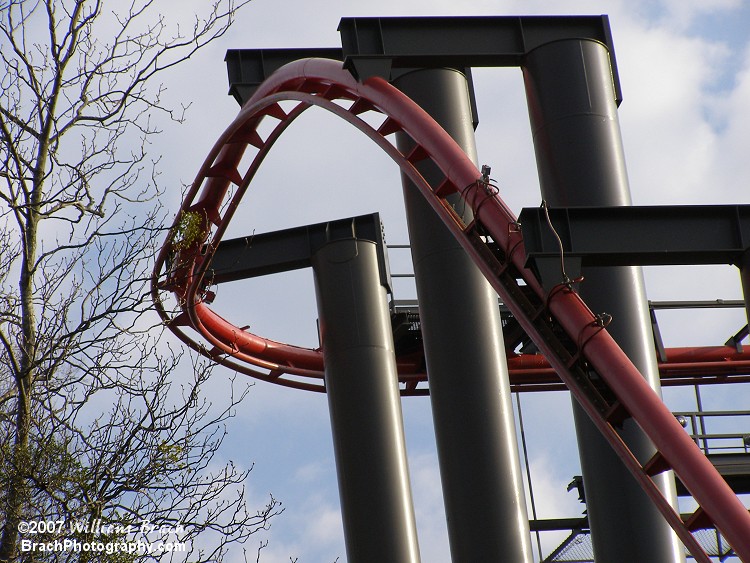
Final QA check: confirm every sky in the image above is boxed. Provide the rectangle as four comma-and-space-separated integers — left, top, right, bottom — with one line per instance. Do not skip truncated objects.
151, 0, 750, 561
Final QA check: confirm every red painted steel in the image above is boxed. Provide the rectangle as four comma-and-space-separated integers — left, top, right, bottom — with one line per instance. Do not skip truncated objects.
152, 58, 750, 559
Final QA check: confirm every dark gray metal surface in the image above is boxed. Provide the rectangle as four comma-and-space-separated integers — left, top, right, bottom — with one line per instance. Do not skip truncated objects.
339, 15, 622, 105
675, 453, 750, 496
207, 213, 390, 291
519, 204, 750, 266
741, 250, 750, 327
393, 67, 533, 563
522, 38, 685, 562
519, 204, 750, 310
225, 46, 480, 129
225, 48, 343, 105
312, 235, 420, 563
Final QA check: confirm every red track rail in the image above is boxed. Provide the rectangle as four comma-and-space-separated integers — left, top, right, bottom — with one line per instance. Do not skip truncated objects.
152, 58, 750, 560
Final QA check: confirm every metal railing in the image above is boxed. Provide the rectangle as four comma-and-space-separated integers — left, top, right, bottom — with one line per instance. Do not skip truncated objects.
673, 409, 750, 455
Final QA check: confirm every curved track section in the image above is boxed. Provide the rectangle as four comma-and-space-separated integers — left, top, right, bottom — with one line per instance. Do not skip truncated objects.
152, 58, 750, 560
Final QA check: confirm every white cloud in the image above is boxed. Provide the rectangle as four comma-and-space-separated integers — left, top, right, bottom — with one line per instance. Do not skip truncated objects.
657, 0, 742, 30
293, 460, 330, 484
248, 493, 344, 563
526, 455, 588, 558
615, 24, 730, 204
149, 1, 750, 560
713, 42, 750, 197
408, 452, 450, 562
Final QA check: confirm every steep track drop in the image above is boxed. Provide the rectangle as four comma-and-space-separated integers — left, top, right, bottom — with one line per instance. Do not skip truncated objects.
152, 58, 750, 561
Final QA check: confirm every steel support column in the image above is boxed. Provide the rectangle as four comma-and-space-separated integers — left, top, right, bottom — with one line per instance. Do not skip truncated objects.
740, 249, 750, 328
393, 68, 533, 563
311, 234, 420, 563
522, 39, 685, 562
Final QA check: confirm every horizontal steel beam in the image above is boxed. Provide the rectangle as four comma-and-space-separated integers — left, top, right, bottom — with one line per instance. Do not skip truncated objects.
675, 453, 750, 496
207, 213, 391, 291
338, 15, 622, 105
529, 517, 588, 532
225, 48, 343, 105
519, 205, 750, 288
224, 46, 479, 127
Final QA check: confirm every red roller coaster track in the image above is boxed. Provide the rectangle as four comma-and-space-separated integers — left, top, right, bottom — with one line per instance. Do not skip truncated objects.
152, 58, 750, 561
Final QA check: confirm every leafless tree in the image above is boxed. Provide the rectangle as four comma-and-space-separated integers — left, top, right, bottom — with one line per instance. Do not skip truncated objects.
0, 0, 282, 561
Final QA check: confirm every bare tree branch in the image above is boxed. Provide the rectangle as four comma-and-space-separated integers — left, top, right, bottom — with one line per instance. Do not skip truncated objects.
0, 1, 281, 561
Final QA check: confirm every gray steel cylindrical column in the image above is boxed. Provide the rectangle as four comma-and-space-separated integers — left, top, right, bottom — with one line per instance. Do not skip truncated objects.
393, 68, 533, 563
522, 39, 685, 563
311, 235, 420, 563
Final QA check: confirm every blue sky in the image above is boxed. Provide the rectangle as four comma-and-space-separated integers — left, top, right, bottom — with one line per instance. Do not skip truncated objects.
153, 1, 750, 561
